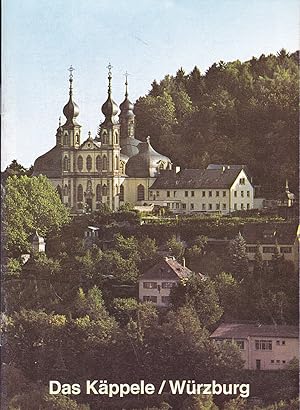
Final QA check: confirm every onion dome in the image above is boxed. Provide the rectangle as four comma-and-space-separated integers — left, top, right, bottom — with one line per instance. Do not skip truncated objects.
126, 136, 172, 177
101, 63, 119, 125
63, 66, 80, 126
119, 73, 135, 118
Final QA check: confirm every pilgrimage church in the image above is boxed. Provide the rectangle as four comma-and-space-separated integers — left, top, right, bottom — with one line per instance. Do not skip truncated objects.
33, 66, 254, 214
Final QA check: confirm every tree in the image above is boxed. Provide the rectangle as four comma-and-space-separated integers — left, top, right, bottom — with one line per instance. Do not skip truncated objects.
228, 233, 248, 280
170, 274, 223, 328
166, 234, 185, 260
4, 175, 69, 255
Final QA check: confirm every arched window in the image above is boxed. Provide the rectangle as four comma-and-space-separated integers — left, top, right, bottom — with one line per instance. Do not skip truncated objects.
120, 161, 125, 174
75, 133, 80, 144
86, 155, 92, 171
96, 155, 102, 171
77, 156, 83, 171
102, 131, 108, 144
56, 185, 62, 200
96, 184, 102, 201
137, 184, 145, 201
115, 155, 119, 170
102, 184, 108, 196
77, 184, 83, 201
103, 155, 108, 170
63, 184, 68, 196
63, 133, 69, 145
63, 156, 69, 171
114, 131, 119, 144
119, 184, 124, 202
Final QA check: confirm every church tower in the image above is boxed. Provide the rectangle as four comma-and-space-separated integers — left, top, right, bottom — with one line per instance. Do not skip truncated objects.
96, 64, 122, 210
59, 66, 81, 208
119, 72, 135, 140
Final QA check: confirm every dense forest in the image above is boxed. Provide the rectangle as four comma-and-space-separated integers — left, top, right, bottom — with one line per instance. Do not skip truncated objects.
134, 49, 298, 196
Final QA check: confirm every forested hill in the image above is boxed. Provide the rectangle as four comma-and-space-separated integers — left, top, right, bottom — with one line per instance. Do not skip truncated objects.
134, 49, 298, 197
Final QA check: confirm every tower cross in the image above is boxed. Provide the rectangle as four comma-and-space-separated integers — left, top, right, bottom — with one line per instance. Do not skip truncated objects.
124, 71, 130, 97
107, 63, 113, 76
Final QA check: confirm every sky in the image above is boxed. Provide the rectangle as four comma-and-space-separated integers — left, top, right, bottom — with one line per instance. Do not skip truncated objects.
2, 0, 299, 169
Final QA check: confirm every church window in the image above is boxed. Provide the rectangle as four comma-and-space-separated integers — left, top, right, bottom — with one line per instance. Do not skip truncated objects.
96, 184, 102, 201
102, 131, 108, 144
120, 161, 125, 174
103, 155, 108, 170
167, 191, 170, 197
216, 191, 219, 197
137, 184, 145, 201
77, 184, 83, 201
96, 155, 102, 171
77, 156, 83, 171
86, 155, 92, 171
191, 191, 195, 197
63, 184, 68, 196
63, 133, 69, 145
119, 185, 124, 201
241, 203, 244, 210
202, 191, 206, 197
102, 184, 108, 196
223, 191, 226, 197
63, 156, 69, 171
114, 131, 119, 144
216, 203, 220, 210
247, 203, 250, 210
241, 191, 244, 197
223, 203, 226, 210
234, 191, 237, 197
247, 191, 250, 197
190, 203, 194, 210
115, 155, 119, 170
75, 133, 80, 144
209, 191, 212, 197
185, 191, 188, 197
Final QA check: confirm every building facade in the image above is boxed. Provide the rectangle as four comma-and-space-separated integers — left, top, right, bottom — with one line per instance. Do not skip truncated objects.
33, 67, 254, 214
210, 323, 299, 370
138, 256, 205, 307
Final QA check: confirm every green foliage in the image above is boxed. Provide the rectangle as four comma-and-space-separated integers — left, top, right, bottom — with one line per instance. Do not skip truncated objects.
4, 175, 69, 255
134, 51, 298, 195
170, 274, 223, 328
228, 233, 248, 280
166, 234, 185, 259
182, 394, 218, 409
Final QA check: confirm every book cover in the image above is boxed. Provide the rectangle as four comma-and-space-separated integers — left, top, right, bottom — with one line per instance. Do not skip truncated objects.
1, 1, 299, 409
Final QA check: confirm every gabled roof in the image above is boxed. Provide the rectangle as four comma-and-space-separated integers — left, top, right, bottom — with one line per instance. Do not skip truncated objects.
242, 223, 298, 245
210, 323, 299, 339
139, 257, 193, 281
150, 167, 248, 190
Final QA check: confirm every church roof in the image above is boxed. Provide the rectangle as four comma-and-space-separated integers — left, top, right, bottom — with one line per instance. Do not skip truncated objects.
126, 138, 171, 178
120, 137, 142, 158
32, 146, 62, 178
150, 167, 246, 189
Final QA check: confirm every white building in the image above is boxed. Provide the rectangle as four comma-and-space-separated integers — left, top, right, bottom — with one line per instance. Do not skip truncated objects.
242, 223, 299, 268
138, 256, 205, 307
210, 323, 299, 370
149, 165, 254, 214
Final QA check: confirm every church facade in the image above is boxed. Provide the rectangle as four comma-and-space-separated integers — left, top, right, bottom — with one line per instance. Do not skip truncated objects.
33, 66, 254, 214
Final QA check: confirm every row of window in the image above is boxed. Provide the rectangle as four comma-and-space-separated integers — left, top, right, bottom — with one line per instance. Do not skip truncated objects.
246, 246, 292, 254
255, 340, 272, 350
143, 295, 170, 304
234, 190, 251, 198
161, 190, 251, 198
166, 202, 251, 211
63, 155, 121, 172
143, 281, 176, 289
270, 360, 286, 364
76, 184, 145, 202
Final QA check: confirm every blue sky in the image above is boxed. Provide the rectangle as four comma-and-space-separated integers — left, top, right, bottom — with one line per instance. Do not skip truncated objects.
2, 0, 299, 169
